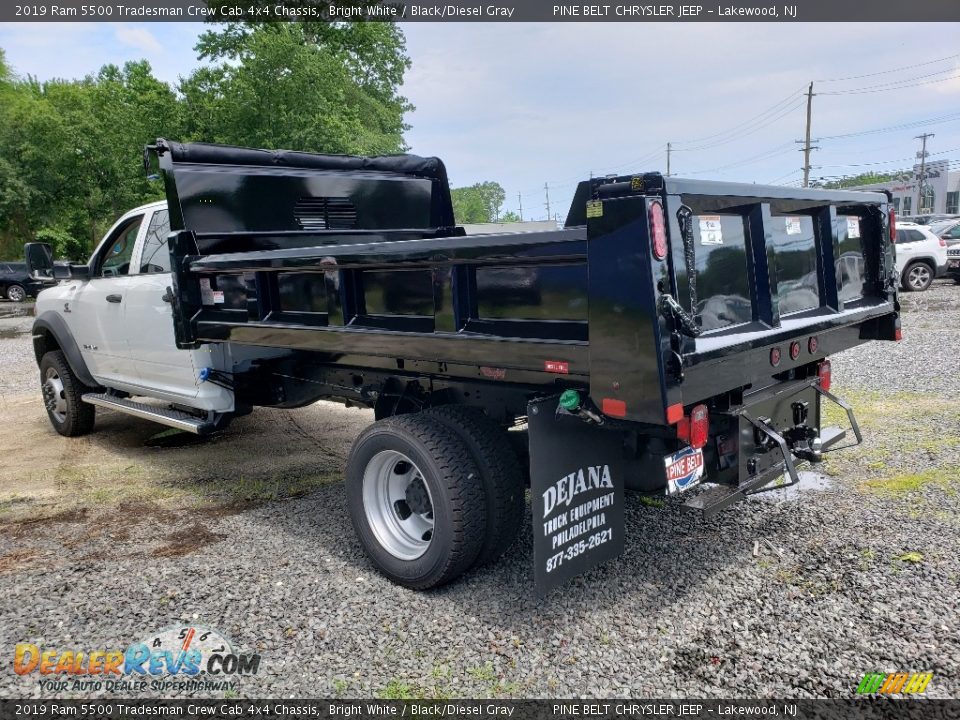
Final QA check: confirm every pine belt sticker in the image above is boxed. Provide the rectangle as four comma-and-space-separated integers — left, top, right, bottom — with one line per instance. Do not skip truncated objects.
786, 216, 802, 235
699, 215, 723, 245
199, 278, 215, 306
847, 217, 861, 239
585, 200, 603, 219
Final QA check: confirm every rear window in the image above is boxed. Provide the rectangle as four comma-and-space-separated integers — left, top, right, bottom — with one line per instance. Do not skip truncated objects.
897, 229, 927, 244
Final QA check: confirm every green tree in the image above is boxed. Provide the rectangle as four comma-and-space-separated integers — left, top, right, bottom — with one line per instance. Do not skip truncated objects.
182, 23, 410, 154
499, 210, 521, 223
451, 182, 507, 224
818, 171, 903, 189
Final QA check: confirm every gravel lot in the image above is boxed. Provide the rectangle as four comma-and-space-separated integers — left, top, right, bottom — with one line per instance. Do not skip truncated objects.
0, 282, 958, 699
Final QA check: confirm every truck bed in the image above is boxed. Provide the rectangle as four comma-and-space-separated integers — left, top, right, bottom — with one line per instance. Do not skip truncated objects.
152, 140, 899, 426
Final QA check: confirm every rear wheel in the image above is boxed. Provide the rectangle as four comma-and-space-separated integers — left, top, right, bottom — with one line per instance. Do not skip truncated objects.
39, 351, 96, 436
6, 284, 26, 302
902, 262, 933, 291
424, 405, 525, 567
346, 413, 486, 589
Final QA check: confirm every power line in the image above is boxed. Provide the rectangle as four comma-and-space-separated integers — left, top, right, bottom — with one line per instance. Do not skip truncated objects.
815, 52, 960, 83
671, 86, 806, 147
819, 70, 960, 95
672, 98, 807, 152
818, 112, 960, 141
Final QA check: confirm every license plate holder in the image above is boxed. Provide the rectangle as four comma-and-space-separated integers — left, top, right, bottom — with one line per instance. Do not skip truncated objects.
665, 447, 705, 495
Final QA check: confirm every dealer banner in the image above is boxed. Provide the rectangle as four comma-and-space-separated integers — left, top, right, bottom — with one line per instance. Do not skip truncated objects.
528, 395, 625, 596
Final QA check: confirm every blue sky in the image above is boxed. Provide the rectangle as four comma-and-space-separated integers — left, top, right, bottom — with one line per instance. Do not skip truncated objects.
1, 21, 958, 219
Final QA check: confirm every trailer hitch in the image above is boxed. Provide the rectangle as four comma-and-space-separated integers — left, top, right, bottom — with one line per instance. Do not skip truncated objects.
741, 384, 862, 494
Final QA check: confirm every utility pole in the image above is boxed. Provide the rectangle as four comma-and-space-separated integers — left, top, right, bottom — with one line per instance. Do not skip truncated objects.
666, 142, 672, 177
517, 193, 523, 222
544, 183, 551, 221
797, 82, 818, 188
915, 132, 934, 213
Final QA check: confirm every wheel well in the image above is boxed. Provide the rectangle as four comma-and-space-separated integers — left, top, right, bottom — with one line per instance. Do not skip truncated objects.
904, 257, 936, 272
33, 328, 61, 366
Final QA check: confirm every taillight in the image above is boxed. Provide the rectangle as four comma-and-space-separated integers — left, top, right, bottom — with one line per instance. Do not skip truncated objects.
939, 238, 947, 248
889, 208, 897, 244
817, 359, 832, 392
770, 347, 782, 367
649, 201, 668, 261
689, 404, 709, 449
789, 341, 801, 361
808, 336, 819, 354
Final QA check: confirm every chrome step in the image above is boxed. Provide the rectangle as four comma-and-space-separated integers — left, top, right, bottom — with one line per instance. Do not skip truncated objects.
82, 393, 215, 434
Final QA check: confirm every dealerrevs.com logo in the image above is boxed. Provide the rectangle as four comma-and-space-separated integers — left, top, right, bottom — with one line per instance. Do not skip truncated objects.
13, 625, 261, 693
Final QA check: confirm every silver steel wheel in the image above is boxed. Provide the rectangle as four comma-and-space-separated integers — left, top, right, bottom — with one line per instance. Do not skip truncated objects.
42, 367, 67, 424
7, 284, 25, 302
907, 264, 931, 290
362, 450, 435, 560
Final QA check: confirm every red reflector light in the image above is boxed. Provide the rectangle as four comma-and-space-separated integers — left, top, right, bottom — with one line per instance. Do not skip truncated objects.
602, 398, 627, 417
889, 207, 897, 244
648, 200, 668, 261
817, 359, 832, 392
666, 402, 684, 424
770, 347, 782, 367
544, 360, 569, 374
895, 327, 903, 342
689, 404, 709, 449
808, 336, 818, 354
789, 341, 801, 361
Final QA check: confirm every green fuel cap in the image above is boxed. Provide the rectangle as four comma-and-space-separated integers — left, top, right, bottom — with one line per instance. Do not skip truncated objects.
559, 389, 581, 411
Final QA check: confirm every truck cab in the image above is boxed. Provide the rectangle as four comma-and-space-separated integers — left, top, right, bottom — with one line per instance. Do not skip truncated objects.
32, 200, 233, 430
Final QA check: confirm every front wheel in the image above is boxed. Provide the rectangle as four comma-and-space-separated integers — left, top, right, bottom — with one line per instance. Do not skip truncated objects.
346, 414, 486, 590
39, 351, 96, 436
6, 284, 26, 302
902, 262, 933, 291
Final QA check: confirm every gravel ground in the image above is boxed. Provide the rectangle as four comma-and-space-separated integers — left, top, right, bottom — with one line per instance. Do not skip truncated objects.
0, 282, 958, 700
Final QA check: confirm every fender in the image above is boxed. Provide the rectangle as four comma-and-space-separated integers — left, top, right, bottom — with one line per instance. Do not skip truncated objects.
32, 312, 99, 388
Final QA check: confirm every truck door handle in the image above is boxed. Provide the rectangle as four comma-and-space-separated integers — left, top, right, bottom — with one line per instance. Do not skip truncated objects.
106, 294, 122, 303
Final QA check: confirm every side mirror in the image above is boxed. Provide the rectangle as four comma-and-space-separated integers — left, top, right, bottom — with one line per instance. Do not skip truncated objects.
24, 242, 54, 280
52, 264, 90, 280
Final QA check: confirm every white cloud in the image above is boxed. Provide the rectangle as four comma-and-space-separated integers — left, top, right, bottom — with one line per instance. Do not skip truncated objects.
114, 25, 162, 54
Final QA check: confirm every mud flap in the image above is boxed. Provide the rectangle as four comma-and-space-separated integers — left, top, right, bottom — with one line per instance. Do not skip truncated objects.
528, 395, 625, 597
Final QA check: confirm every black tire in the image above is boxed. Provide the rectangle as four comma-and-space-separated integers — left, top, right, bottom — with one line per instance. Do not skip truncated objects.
39, 351, 96, 437
6, 284, 26, 302
346, 413, 486, 589
424, 405, 525, 567
901, 261, 933, 292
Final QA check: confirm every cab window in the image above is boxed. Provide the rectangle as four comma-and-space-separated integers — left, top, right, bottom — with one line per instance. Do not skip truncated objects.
138, 210, 171, 274
98, 216, 143, 277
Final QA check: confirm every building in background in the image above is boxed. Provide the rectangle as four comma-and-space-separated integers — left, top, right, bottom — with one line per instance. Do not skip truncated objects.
849, 159, 959, 216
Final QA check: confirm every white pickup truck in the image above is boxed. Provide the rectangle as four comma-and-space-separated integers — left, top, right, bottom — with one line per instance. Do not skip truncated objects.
32, 200, 238, 437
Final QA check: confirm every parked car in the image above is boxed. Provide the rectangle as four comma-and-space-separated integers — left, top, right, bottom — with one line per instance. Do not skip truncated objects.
0, 261, 52, 301
899, 213, 959, 226
894, 221, 948, 291
928, 218, 960, 248
947, 244, 960, 284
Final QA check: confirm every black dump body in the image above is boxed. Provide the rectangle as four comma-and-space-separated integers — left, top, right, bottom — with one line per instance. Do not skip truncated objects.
152, 140, 899, 430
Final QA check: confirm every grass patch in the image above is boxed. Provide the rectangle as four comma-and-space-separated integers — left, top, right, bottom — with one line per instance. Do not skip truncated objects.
639, 496, 665, 509
862, 467, 959, 496
894, 551, 924, 564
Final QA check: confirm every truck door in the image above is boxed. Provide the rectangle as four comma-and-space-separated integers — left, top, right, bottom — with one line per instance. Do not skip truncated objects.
124, 207, 202, 399
69, 212, 144, 385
